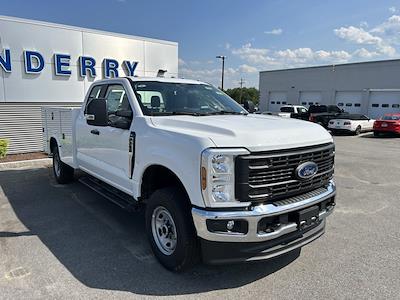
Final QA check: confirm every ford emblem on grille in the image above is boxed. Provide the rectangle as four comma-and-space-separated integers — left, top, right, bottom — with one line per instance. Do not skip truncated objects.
295, 162, 318, 180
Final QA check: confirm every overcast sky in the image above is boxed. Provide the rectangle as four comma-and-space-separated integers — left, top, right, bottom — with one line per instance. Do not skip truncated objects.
2, 0, 400, 88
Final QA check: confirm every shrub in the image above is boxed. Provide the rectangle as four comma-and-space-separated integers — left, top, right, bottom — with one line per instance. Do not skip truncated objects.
0, 139, 8, 159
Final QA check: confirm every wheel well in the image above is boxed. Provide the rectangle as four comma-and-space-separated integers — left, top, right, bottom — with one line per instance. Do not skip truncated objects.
49, 137, 57, 153
141, 165, 188, 201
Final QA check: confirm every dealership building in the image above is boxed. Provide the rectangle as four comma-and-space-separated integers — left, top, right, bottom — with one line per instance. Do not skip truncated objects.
259, 59, 400, 119
0, 15, 178, 154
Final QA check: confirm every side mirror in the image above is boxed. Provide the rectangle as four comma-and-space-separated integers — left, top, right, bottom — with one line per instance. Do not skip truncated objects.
116, 110, 133, 118
243, 100, 255, 113
113, 118, 131, 130
86, 98, 108, 126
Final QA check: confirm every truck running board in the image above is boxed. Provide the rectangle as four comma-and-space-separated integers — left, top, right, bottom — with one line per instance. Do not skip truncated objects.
79, 176, 140, 212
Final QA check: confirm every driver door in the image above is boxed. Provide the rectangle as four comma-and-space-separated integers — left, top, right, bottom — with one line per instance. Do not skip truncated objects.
76, 84, 134, 194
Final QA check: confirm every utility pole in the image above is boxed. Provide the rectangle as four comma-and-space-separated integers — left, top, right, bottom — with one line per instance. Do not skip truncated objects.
216, 55, 226, 90
239, 78, 245, 104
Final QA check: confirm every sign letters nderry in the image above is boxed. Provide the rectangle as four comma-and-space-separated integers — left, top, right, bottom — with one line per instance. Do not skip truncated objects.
0, 48, 139, 78
0, 16, 178, 103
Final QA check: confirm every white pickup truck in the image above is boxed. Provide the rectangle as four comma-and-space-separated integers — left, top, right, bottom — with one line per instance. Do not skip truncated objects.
278, 105, 309, 119
43, 77, 336, 271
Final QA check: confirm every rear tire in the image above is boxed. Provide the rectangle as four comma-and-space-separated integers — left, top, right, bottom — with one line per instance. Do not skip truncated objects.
52, 145, 74, 184
145, 187, 199, 272
355, 126, 361, 135
373, 131, 380, 137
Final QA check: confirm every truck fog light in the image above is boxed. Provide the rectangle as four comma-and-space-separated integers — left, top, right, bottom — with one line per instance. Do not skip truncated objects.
206, 219, 248, 234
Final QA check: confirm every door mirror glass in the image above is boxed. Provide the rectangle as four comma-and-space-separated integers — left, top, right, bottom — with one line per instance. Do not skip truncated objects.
86, 98, 108, 126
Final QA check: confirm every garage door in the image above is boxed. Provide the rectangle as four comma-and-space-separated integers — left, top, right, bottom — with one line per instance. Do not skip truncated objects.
368, 91, 400, 119
335, 91, 363, 114
268, 91, 287, 112
299, 91, 322, 107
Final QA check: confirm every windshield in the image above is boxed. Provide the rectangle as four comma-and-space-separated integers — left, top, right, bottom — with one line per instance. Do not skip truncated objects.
130, 81, 247, 116
309, 105, 327, 113
382, 115, 400, 120
280, 107, 294, 113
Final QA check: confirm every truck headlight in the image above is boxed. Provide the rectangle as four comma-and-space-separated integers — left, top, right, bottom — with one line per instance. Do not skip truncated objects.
201, 148, 250, 208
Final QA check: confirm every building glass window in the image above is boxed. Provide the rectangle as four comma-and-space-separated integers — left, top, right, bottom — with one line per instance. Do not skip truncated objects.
382, 104, 389, 108
354, 103, 361, 107
371, 104, 379, 107
346, 103, 352, 107
392, 104, 400, 108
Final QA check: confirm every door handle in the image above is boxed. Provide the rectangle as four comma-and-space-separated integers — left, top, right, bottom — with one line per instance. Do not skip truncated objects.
90, 129, 100, 135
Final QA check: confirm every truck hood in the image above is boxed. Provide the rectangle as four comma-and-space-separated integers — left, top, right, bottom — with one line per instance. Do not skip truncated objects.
150, 114, 333, 152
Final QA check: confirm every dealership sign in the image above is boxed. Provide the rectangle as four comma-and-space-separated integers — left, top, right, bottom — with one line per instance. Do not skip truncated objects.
0, 48, 139, 78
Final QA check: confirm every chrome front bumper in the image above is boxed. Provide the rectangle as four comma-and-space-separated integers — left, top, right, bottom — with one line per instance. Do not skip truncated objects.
192, 180, 336, 243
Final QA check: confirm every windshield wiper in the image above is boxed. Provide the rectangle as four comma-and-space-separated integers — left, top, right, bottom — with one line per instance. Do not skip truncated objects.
150, 111, 206, 116
206, 110, 248, 116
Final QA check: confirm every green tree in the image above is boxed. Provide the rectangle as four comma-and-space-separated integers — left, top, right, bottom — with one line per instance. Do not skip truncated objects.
225, 87, 259, 105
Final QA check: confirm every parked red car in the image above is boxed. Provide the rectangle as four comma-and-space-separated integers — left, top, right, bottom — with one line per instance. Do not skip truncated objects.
373, 114, 400, 136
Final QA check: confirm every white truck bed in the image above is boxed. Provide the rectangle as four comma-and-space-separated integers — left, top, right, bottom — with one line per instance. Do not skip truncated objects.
42, 107, 80, 167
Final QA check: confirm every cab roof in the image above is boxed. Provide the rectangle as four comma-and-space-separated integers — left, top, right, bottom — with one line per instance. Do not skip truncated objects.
126, 76, 207, 85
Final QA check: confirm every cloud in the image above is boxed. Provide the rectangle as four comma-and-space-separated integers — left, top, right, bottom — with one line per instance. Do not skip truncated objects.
180, 14, 400, 88
353, 48, 379, 58
232, 43, 275, 65
238, 64, 258, 73
264, 28, 283, 35
370, 15, 400, 46
334, 26, 382, 44
231, 43, 352, 69
178, 58, 186, 66
334, 22, 397, 57
179, 62, 259, 88
389, 6, 396, 13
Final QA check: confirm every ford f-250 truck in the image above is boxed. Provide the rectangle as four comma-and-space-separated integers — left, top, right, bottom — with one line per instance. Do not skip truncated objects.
43, 77, 336, 272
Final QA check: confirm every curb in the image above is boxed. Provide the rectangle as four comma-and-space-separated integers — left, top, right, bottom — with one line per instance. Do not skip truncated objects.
0, 158, 52, 170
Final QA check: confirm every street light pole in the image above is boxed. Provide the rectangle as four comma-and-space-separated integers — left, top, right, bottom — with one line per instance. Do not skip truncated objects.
216, 55, 226, 90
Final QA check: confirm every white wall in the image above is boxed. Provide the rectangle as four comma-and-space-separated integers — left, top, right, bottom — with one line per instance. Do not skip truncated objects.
0, 16, 178, 103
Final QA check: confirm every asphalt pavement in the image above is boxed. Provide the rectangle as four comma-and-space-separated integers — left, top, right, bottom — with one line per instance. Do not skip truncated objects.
0, 133, 399, 299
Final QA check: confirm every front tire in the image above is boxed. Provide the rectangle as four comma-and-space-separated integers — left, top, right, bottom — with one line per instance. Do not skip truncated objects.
355, 126, 362, 135
145, 187, 199, 272
52, 146, 74, 184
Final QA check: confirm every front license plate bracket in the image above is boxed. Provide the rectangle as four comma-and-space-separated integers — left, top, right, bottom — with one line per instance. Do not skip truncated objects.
297, 205, 320, 230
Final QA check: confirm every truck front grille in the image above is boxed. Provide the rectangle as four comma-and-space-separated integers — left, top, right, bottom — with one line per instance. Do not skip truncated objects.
235, 143, 334, 203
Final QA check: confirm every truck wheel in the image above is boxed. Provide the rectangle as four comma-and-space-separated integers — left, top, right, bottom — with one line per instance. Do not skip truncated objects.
355, 126, 362, 135
145, 187, 199, 272
52, 146, 74, 184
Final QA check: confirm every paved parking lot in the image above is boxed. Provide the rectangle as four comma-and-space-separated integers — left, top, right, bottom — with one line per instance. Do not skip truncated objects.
0, 133, 399, 299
